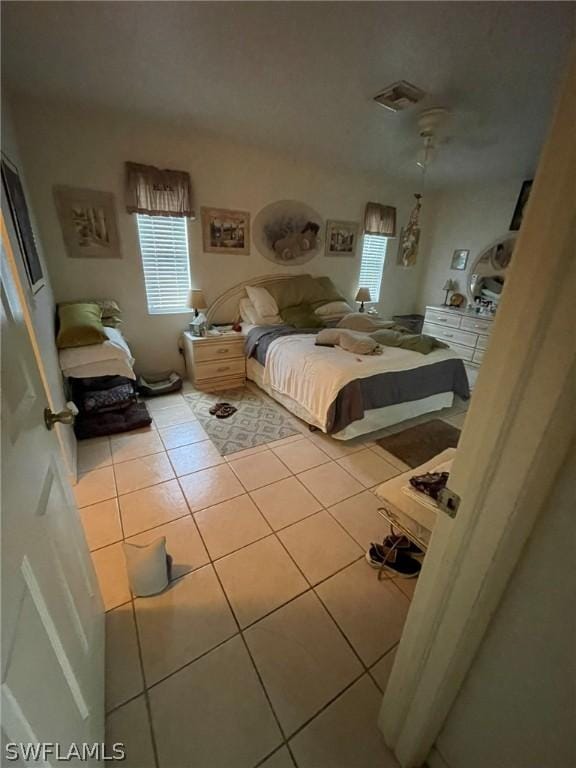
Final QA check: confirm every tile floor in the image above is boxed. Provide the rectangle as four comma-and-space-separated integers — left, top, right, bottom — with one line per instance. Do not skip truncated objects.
76, 385, 469, 768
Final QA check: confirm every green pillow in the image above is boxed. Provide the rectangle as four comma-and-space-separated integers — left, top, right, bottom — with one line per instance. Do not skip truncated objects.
280, 304, 324, 329
309, 277, 345, 308
264, 275, 318, 310
57, 303, 107, 349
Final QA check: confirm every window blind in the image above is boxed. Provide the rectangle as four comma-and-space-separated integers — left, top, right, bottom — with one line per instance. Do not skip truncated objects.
358, 234, 388, 303
136, 214, 191, 314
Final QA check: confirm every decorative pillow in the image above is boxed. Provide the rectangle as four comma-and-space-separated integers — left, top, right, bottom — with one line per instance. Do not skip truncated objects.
245, 286, 282, 323
57, 303, 107, 349
309, 277, 345, 307
315, 328, 341, 346
123, 537, 169, 597
315, 301, 353, 318
264, 275, 318, 311
239, 298, 259, 324
60, 299, 122, 328
280, 304, 324, 329
239, 298, 282, 326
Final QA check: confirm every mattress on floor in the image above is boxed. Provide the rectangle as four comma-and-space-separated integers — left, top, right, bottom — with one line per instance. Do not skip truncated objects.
59, 327, 136, 380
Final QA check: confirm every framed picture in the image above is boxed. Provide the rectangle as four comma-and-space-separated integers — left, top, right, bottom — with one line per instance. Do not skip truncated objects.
325, 220, 359, 257
54, 186, 121, 259
451, 249, 469, 270
509, 180, 533, 231
201, 207, 250, 255
1, 154, 45, 293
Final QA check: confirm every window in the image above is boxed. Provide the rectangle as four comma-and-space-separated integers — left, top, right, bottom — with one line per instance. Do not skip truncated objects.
136, 214, 191, 314
358, 234, 388, 303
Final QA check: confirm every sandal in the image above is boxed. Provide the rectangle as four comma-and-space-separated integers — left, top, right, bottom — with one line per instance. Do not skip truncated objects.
209, 402, 230, 415
215, 404, 237, 419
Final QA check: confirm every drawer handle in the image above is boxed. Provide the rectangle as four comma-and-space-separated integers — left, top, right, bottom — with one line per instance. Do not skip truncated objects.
217, 348, 230, 354
437, 317, 447, 322
444, 333, 454, 338
217, 366, 230, 373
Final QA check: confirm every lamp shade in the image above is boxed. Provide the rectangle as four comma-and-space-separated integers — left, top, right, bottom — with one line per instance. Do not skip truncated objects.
442, 279, 454, 291
188, 289, 207, 310
355, 287, 372, 303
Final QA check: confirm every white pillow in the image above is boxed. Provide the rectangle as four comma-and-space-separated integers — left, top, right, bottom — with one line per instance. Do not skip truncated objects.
239, 298, 259, 324
239, 298, 282, 326
315, 301, 353, 318
245, 285, 282, 323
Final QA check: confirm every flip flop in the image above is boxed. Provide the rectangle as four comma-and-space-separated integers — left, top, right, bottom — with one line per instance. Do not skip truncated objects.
216, 405, 237, 419
209, 402, 230, 415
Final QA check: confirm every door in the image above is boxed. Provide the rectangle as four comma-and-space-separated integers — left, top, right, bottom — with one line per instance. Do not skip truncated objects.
1, 218, 104, 762
379, 49, 576, 766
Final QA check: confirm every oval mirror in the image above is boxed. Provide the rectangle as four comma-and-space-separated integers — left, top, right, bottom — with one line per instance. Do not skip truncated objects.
468, 235, 516, 309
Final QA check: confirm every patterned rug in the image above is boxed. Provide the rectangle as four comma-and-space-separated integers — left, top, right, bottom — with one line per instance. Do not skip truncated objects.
184, 387, 302, 456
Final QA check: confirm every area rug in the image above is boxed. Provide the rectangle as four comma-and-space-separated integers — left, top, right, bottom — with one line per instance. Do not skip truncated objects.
184, 387, 302, 456
376, 419, 460, 468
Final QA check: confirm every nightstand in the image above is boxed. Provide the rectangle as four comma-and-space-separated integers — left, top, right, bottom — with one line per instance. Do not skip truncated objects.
182, 331, 246, 391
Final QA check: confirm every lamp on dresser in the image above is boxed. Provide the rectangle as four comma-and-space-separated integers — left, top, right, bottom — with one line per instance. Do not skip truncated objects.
356, 287, 372, 313
188, 289, 207, 317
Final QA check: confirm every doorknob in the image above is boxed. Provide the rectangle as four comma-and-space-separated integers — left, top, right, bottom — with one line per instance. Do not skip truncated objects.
44, 403, 78, 431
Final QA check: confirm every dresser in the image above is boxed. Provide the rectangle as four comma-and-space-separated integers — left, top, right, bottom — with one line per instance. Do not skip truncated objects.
182, 331, 246, 391
423, 305, 494, 367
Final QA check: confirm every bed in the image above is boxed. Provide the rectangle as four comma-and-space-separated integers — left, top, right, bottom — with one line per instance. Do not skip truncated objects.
58, 326, 136, 380
207, 274, 470, 441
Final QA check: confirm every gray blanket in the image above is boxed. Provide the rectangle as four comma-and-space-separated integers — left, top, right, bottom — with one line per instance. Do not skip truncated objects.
245, 326, 470, 434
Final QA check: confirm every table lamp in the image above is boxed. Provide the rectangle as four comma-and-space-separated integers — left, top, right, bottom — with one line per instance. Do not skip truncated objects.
188, 289, 207, 317
355, 287, 371, 313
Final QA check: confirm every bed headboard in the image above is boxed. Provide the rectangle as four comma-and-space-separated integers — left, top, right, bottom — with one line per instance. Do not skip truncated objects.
206, 274, 310, 324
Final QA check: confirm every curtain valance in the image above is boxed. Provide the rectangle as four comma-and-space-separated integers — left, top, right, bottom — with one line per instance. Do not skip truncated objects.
125, 162, 194, 218
364, 202, 396, 237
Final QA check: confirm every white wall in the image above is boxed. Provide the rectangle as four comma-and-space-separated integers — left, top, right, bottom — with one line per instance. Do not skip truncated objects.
10, 97, 428, 373
416, 179, 529, 312
1, 100, 77, 477
432, 444, 575, 768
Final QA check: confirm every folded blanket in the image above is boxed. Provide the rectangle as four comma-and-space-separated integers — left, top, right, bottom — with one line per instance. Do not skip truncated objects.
370, 329, 448, 355
315, 328, 382, 355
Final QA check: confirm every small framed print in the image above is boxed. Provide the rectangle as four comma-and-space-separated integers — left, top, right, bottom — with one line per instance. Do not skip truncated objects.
451, 249, 469, 271
201, 207, 250, 255
325, 220, 359, 256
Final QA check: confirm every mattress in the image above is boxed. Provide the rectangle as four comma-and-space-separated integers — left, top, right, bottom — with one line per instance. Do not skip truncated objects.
59, 327, 136, 380
246, 357, 454, 440
245, 329, 469, 435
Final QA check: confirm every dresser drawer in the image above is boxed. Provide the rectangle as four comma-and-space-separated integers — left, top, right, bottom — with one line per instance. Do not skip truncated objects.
194, 357, 246, 382
194, 339, 245, 363
423, 323, 477, 348
424, 309, 461, 328
476, 334, 490, 351
473, 348, 485, 364
444, 341, 475, 362
460, 316, 493, 335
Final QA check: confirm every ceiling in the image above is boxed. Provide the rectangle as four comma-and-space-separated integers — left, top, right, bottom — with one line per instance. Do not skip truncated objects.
2, 1, 574, 185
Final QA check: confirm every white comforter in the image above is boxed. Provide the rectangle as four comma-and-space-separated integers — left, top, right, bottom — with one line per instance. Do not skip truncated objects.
59, 327, 136, 379
262, 334, 460, 430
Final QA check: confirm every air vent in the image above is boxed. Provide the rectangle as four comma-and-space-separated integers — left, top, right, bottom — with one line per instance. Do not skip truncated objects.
374, 81, 425, 112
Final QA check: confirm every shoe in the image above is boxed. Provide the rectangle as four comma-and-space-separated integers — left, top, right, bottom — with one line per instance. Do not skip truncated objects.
383, 534, 423, 557
365, 543, 421, 578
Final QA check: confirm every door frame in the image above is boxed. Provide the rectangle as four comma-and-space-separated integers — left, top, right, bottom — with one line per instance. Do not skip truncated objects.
379, 49, 576, 766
